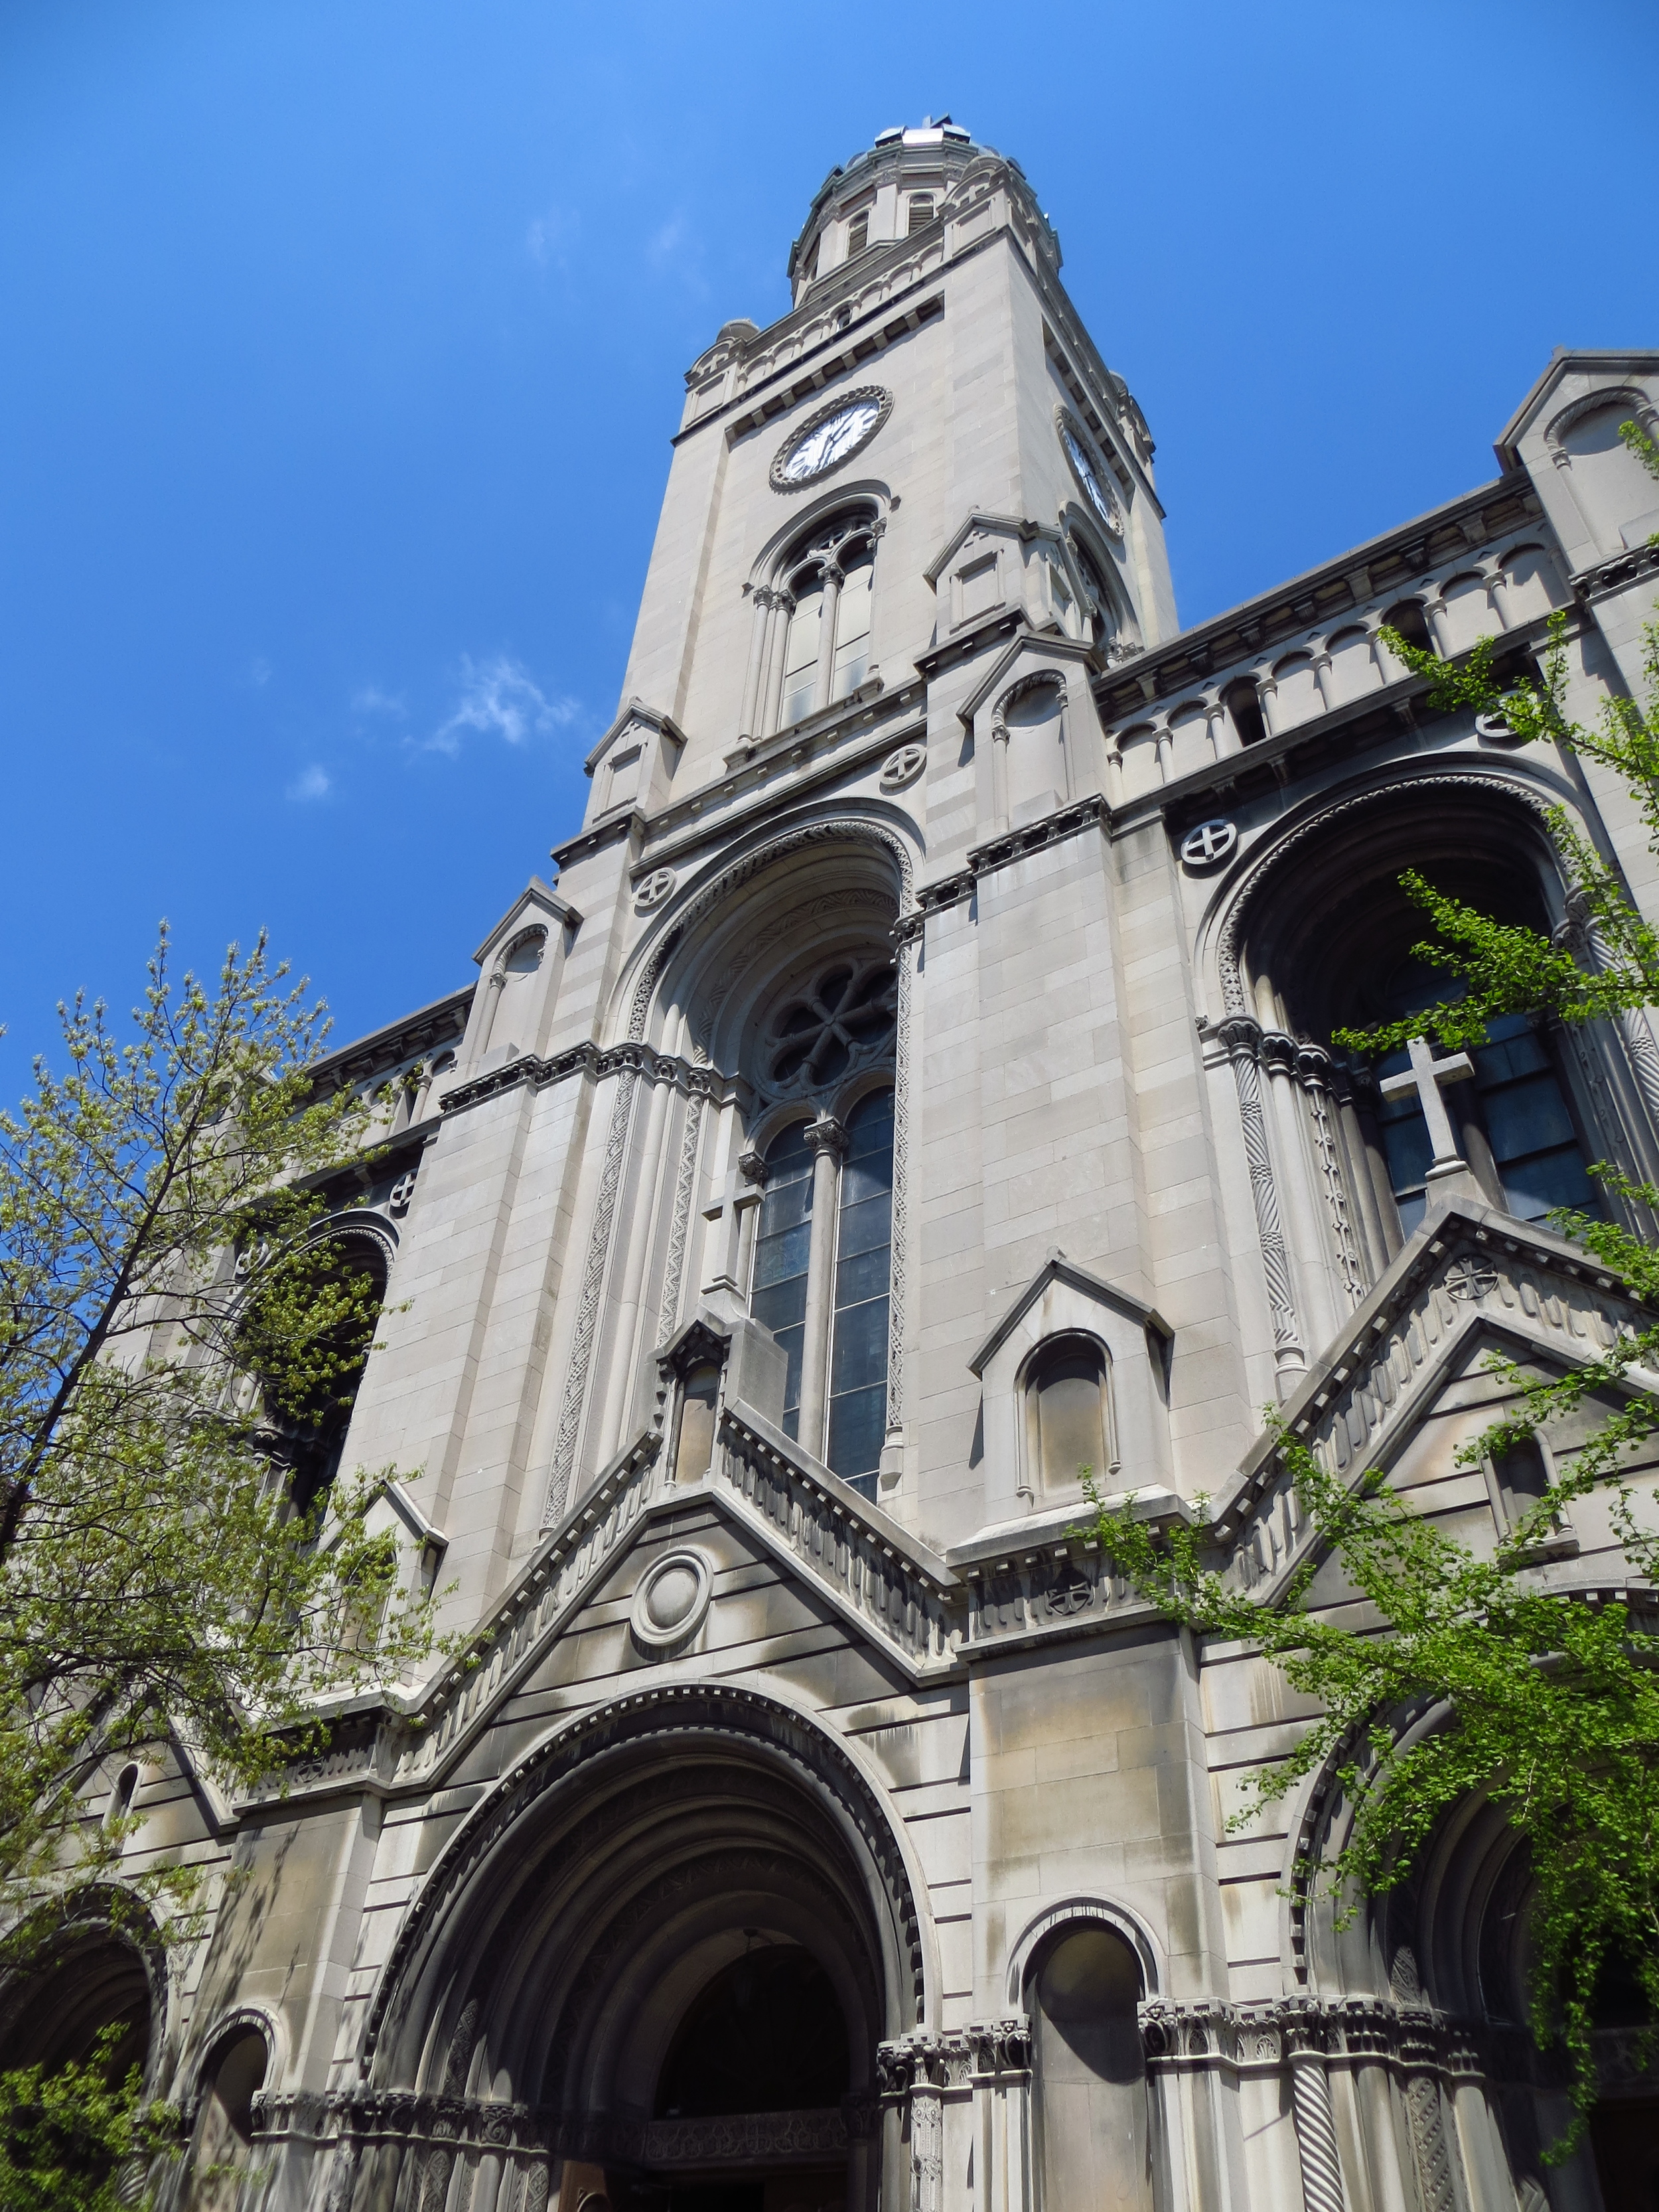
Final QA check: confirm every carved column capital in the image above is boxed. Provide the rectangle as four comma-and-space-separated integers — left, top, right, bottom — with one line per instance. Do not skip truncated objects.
803, 1115, 850, 1161
1259, 1028, 1301, 1076
1217, 1014, 1264, 1061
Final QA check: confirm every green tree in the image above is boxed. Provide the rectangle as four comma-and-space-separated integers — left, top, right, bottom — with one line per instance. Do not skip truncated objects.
0, 2028, 179, 2212
1086, 419, 1659, 2155
0, 928, 440, 1947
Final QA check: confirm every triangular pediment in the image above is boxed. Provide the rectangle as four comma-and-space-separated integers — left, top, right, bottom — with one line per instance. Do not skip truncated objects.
1210, 1196, 1650, 1600
386, 1402, 960, 1793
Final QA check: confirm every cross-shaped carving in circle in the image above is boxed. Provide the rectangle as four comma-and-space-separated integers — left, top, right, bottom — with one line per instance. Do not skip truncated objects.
1180, 819, 1238, 869
879, 743, 926, 792
389, 1166, 419, 1213
635, 867, 677, 912
766, 955, 897, 1093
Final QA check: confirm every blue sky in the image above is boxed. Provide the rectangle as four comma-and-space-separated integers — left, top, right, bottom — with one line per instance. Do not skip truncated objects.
1, 1, 1654, 1075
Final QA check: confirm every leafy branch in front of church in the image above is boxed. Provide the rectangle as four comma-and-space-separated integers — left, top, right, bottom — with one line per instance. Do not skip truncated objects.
0, 928, 445, 1962
1082, 1420, 1659, 2155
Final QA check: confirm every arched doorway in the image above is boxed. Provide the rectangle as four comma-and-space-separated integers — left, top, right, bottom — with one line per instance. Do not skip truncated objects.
364, 1691, 922, 2212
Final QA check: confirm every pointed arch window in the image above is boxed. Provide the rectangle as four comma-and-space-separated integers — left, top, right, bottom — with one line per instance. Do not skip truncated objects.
743, 512, 883, 739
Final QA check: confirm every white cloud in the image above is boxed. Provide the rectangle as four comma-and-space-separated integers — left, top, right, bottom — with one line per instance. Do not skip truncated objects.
352, 683, 406, 718
429, 654, 579, 756
287, 765, 332, 802
526, 204, 578, 269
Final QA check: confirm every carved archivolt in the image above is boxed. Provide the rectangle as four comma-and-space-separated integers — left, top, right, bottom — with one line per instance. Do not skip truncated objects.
1209, 761, 1567, 1018
362, 1681, 928, 2080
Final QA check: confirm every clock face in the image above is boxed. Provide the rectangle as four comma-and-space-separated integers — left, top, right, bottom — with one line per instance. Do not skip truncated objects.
772, 390, 889, 488
1060, 421, 1123, 537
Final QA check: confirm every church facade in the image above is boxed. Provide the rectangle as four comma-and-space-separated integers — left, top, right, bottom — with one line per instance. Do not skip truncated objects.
30, 123, 1659, 2212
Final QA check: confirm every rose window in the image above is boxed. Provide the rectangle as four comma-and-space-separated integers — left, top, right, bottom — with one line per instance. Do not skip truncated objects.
766, 956, 897, 1092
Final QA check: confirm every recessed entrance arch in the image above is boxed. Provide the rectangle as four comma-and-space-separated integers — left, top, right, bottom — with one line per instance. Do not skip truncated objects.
362, 1687, 924, 2212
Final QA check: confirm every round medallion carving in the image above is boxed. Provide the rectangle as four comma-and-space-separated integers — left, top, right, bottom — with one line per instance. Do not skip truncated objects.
630, 1548, 713, 1649
1180, 818, 1238, 870
635, 867, 677, 913
878, 742, 926, 792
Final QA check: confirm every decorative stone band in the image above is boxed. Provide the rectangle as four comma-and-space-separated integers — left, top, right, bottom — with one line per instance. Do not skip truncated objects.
876, 2020, 1033, 2095
901, 794, 1107, 940
443, 1037, 740, 1120
248, 2092, 870, 2211
1572, 537, 1659, 605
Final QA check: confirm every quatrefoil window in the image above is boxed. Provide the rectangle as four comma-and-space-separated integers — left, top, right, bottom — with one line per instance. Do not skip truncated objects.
766, 956, 897, 1092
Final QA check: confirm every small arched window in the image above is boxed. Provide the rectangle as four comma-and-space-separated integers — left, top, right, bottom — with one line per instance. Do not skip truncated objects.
1223, 676, 1267, 749
1025, 1335, 1114, 1496
1382, 597, 1433, 656
906, 192, 934, 236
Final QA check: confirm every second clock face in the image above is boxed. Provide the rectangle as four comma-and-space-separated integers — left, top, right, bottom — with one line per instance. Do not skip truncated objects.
773, 391, 889, 487
1060, 420, 1124, 537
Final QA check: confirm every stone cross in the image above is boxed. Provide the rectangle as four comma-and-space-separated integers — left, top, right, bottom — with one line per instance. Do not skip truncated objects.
1380, 1035, 1476, 1180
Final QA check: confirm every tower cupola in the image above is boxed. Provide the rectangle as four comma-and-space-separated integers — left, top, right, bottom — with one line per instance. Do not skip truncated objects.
786, 116, 1059, 307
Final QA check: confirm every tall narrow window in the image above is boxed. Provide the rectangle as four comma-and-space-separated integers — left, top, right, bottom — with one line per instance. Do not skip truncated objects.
907, 192, 934, 236
826, 1089, 893, 1496
845, 208, 869, 256
831, 555, 873, 700
750, 1123, 814, 1439
780, 587, 823, 728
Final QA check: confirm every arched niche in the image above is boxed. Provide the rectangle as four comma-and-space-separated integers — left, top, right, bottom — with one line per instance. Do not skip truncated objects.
180, 2019, 271, 2209
1025, 1921, 1153, 2212
1554, 395, 1659, 555
995, 672, 1069, 828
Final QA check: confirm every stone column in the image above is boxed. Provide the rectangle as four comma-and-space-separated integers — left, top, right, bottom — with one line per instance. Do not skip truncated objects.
1296, 1044, 1366, 1309
812, 563, 844, 716
1262, 1028, 1338, 1353
1206, 698, 1238, 759
1312, 650, 1338, 714
1284, 2007, 1346, 2212
1219, 1017, 1305, 1383
760, 589, 793, 736
798, 1116, 848, 1457
739, 589, 774, 737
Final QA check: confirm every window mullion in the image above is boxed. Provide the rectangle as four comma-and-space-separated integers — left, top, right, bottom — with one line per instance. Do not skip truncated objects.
796, 1116, 847, 1459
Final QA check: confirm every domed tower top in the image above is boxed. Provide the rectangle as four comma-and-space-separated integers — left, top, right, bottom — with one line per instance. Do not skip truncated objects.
786, 116, 1060, 307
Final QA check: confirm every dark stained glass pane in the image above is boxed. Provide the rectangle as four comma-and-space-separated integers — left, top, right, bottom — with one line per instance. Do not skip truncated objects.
827, 1089, 893, 1489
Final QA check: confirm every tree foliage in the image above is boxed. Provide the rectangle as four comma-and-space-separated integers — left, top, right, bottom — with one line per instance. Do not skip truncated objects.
0, 929, 441, 1953
0, 2027, 179, 2212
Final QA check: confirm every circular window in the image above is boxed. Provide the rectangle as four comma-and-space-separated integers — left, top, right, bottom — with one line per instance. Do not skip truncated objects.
765, 956, 897, 1095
